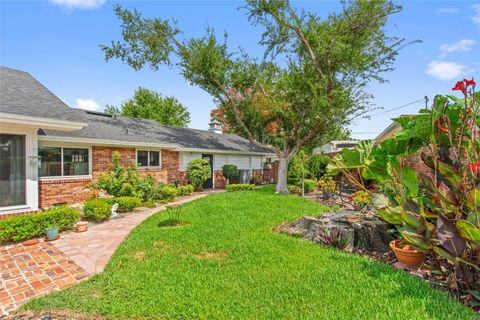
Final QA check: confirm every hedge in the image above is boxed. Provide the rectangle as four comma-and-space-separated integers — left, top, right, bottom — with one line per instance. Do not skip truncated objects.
110, 196, 142, 212
0, 206, 80, 243
177, 185, 194, 196
153, 185, 178, 201
226, 184, 255, 192
83, 198, 112, 222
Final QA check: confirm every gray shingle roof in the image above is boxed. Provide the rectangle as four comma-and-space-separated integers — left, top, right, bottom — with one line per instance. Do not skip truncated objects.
39, 111, 274, 154
0, 67, 84, 122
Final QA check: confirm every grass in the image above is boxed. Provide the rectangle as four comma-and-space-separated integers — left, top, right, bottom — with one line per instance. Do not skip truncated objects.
23, 186, 476, 319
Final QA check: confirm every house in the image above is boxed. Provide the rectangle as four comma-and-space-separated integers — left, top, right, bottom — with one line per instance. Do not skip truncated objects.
374, 115, 416, 143
0, 67, 275, 217
313, 140, 359, 155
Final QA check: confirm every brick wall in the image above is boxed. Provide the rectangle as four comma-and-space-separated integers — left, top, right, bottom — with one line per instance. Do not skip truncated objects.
38, 147, 182, 208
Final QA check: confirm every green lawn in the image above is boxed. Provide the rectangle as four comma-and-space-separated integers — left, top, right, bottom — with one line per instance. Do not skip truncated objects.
23, 186, 476, 319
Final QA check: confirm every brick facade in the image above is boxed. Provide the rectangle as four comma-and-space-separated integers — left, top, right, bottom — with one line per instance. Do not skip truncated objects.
38, 147, 182, 209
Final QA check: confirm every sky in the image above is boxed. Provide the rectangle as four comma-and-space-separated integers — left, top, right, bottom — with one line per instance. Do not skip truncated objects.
1, 0, 479, 140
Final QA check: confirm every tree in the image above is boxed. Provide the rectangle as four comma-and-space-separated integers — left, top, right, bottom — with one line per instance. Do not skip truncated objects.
222, 164, 239, 184
105, 87, 191, 127
101, 0, 404, 193
187, 159, 211, 191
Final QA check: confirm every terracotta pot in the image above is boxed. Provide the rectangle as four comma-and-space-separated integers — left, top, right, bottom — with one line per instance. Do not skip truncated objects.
390, 240, 426, 269
23, 239, 39, 246
76, 221, 88, 233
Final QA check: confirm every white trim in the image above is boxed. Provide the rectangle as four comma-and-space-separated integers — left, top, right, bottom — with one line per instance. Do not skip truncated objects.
37, 145, 92, 179
175, 147, 275, 156
38, 135, 176, 149
0, 112, 87, 131
135, 149, 162, 169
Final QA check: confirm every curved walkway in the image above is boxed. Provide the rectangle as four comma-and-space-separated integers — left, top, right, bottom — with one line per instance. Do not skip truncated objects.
0, 190, 221, 316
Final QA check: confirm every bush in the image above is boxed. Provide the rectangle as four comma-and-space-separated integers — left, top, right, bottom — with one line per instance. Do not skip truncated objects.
83, 198, 112, 222
287, 185, 302, 195
187, 159, 211, 190
307, 155, 330, 179
222, 164, 238, 183
111, 196, 142, 212
0, 206, 80, 243
225, 184, 255, 192
90, 152, 155, 201
177, 185, 194, 196
287, 177, 301, 186
153, 185, 178, 201
303, 179, 316, 193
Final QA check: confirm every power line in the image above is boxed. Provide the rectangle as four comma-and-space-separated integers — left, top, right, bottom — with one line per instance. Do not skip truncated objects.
368, 98, 426, 117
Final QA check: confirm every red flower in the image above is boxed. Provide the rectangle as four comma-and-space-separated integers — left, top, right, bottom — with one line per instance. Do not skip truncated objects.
471, 161, 480, 175
435, 119, 448, 132
466, 108, 472, 114
452, 81, 467, 95
463, 78, 476, 87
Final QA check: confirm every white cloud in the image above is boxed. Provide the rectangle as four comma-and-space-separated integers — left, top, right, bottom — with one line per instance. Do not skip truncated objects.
472, 4, 480, 28
49, 0, 105, 10
435, 8, 460, 14
75, 98, 100, 111
426, 61, 470, 80
440, 39, 476, 57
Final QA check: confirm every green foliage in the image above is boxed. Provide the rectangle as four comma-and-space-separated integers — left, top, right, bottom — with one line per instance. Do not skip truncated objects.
351, 190, 371, 206
177, 185, 194, 196
90, 152, 155, 201
222, 164, 239, 182
288, 185, 302, 195
303, 179, 316, 194
317, 178, 336, 193
83, 199, 112, 222
104, 87, 190, 127
153, 185, 178, 201
225, 184, 255, 192
0, 206, 80, 243
101, 1, 403, 194
187, 159, 211, 191
111, 197, 142, 212
307, 155, 331, 179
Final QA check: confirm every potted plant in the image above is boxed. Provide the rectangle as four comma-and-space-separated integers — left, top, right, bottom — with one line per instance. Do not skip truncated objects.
390, 240, 426, 270
45, 226, 59, 240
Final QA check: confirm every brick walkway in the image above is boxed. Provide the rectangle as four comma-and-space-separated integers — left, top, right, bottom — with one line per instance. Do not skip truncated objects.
0, 190, 220, 316
0, 242, 88, 315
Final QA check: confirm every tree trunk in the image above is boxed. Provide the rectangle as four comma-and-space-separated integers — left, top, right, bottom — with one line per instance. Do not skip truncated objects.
275, 155, 290, 194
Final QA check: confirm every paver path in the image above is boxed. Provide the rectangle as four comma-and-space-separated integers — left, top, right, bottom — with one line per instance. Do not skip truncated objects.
0, 190, 221, 316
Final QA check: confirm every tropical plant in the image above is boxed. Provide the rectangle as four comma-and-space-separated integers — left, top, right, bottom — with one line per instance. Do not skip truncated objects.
187, 159, 211, 191
328, 79, 480, 306
317, 227, 350, 250
222, 164, 239, 184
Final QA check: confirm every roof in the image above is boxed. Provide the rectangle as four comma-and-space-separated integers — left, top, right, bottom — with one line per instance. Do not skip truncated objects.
0, 66, 85, 123
39, 110, 274, 154
375, 114, 416, 143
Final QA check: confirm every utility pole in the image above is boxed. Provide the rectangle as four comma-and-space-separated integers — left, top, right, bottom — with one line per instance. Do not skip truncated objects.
424, 96, 429, 109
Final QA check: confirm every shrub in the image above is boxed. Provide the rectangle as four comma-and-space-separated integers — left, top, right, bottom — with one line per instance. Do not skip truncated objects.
83, 198, 112, 222
307, 155, 330, 179
111, 196, 142, 212
90, 152, 155, 201
187, 159, 211, 190
287, 185, 302, 195
177, 185, 194, 196
153, 185, 178, 201
225, 184, 255, 192
303, 179, 316, 193
222, 164, 238, 184
142, 200, 156, 208
0, 206, 80, 243
317, 178, 336, 193
287, 177, 300, 186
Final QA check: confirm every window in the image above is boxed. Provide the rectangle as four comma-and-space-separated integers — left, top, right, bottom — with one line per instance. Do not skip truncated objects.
0, 134, 26, 207
38, 147, 89, 177
137, 150, 160, 167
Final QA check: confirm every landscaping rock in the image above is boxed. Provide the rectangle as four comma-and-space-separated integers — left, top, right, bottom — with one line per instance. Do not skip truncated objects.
277, 211, 394, 252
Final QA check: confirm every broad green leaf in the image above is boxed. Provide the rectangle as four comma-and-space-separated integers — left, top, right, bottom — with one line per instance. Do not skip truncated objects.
437, 215, 465, 257
466, 188, 480, 212
399, 229, 431, 253
370, 193, 389, 209
399, 166, 418, 198
401, 210, 422, 228
456, 220, 480, 244
376, 208, 402, 225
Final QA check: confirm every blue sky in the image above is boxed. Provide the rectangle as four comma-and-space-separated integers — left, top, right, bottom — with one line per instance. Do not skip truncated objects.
1, 0, 479, 140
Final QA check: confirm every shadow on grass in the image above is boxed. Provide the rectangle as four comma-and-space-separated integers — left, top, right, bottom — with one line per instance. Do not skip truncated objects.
157, 219, 190, 228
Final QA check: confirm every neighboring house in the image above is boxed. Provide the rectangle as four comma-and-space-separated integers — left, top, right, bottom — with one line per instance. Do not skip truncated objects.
375, 115, 416, 143
313, 140, 359, 155
0, 67, 275, 217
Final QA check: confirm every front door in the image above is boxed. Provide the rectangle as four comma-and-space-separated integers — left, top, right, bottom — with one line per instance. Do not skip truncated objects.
202, 154, 214, 189
0, 134, 26, 208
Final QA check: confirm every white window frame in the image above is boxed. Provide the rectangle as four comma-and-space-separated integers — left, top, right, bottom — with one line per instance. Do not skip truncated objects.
136, 149, 162, 169
38, 145, 92, 180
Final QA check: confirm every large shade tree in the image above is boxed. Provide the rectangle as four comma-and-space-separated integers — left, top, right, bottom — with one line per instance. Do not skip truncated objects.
101, 0, 404, 193
105, 87, 191, 127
